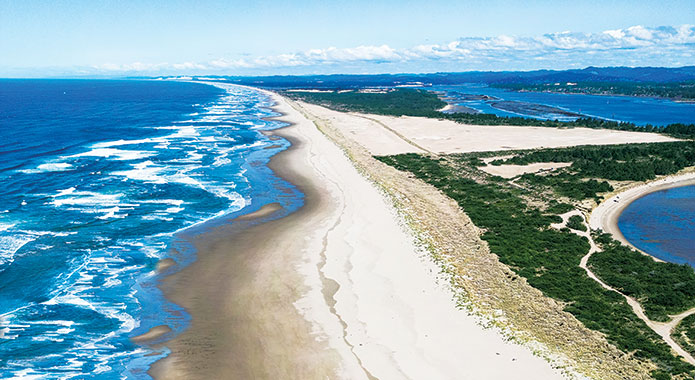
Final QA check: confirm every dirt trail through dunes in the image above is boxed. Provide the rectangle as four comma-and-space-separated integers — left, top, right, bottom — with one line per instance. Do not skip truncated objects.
554, 211, 695, 365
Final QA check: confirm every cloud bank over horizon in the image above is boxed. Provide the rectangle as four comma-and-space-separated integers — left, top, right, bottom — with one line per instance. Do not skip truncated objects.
11, 24, 695, 77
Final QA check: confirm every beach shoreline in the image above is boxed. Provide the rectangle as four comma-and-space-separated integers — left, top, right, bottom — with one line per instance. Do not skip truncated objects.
589, 171, 695, 257
148, 86, 356, 379
147, 83, 574, 379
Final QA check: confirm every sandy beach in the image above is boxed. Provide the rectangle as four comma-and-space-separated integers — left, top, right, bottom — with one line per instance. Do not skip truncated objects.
147, 84, 574, 379
589, 171, 695, 253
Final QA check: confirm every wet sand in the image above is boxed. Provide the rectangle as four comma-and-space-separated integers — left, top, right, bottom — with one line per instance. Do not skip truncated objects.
148, 120, 343, 379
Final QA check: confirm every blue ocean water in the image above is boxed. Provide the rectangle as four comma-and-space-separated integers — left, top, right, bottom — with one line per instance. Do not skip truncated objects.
0, 80, 300, 378
618, 185, 695, 265
430, 84, 695, 125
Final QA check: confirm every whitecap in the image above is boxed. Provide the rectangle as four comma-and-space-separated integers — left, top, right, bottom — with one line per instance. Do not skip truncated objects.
67, 148, 155, 161
96, 207, 128, 220
112, 160, 166, 183
8, 369, 44, 379
0, 223, 15, 232
167, 172, 202, 187
50, 190, 123, 208
54, 327, 75, 335
139, 199, 184, 206
37, 162, 72, 171
141, 215, 173, 222
92, 138, 156, 148
20, 162, 74, 173
212, 156, 231, 167
43, 294, 94, 309
27, 320, 75, 327
31, 336, 64, 342
0, 235, 36, 265
19, 230, 77, 237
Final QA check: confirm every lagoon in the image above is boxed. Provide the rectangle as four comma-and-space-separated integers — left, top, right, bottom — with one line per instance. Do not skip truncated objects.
618, 185, 695, 265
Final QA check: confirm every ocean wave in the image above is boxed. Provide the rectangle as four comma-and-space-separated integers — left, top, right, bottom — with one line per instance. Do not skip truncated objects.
0, 81, 292, 378
50, 188, 125, 208
93, 138, 157, 148
20, 162, 74, 174
67, 147, 155, 161
139, 199, 184, 206
0, 234, 35, 266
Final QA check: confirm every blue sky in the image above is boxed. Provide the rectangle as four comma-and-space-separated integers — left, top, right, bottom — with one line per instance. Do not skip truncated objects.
1, 0, 694, 77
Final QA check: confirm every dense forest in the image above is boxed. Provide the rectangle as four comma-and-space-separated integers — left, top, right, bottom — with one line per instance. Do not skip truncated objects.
376, 151, 695, 379
494, 81, 695, 101
673, 314, 695, 357
285, 88, 695, 137
590, 232, 695, 321
284, 89, 447, 116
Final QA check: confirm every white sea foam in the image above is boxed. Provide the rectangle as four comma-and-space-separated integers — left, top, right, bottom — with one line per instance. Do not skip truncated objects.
171, 150, 204, 163
19, 230, 77, 237
50, 190, 123, 208
37, 162, 73, 171
42, 294, 93, 308
54, 327, 75, 335
27, 320, 75, 327
0, 235, 36, 265
0, 223, 15, 232
20, 162, 74, 174
68, 148, 154, 161
31, 336, 65, 342
9, 369, 44, 379
112, 161, 204, 188
168, 172, 202, 186
167, 126, 199, 139
212, 156, 231, 167
96, 207, 128, 220
141, 215, 173, 221
92, 138, 156, 148
112, 160, 165, 183
139, 199, 184, 206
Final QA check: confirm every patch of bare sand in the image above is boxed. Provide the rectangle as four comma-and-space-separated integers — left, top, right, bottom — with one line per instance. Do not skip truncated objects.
480, 162, 572, 178
297, 102, 677, 155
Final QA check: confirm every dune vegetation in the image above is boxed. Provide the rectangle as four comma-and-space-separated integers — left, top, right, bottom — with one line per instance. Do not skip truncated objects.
376, 146, 695, 379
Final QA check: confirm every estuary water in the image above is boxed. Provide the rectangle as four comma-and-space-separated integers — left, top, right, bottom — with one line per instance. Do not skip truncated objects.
0, 80, 301, 378
431, 84, 695, 125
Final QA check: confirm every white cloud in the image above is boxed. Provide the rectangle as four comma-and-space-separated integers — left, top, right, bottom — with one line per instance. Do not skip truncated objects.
92, 24, 695, 74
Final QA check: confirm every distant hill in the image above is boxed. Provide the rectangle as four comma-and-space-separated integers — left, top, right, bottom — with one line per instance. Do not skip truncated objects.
494, 66, 695, 84
159, 66, 695, 89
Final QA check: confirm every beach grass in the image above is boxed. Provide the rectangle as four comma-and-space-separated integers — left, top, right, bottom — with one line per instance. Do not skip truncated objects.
376, 152, 695, 378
